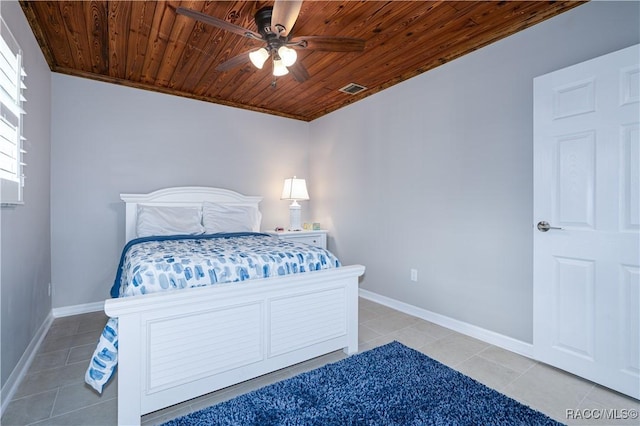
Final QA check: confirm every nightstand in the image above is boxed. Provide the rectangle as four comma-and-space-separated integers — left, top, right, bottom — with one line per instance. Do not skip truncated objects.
266, 229, 328, 249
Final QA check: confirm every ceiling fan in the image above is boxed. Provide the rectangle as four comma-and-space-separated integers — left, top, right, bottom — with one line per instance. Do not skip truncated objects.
176, 1, 365, 84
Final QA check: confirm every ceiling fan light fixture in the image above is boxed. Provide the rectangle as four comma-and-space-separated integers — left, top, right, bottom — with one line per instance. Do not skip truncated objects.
278, 46, 297, 67
273, 58, 289, 76
177, 2, 365, 86
249, 48, 269, 69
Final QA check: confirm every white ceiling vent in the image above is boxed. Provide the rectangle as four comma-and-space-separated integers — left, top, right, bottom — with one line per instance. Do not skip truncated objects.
339, 83, 367, 95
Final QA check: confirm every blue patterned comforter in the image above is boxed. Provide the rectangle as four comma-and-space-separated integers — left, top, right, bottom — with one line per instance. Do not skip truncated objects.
85, 232, 341, 393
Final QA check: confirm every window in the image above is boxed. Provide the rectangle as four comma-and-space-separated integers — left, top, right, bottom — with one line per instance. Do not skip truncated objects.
0, 17, 26, 205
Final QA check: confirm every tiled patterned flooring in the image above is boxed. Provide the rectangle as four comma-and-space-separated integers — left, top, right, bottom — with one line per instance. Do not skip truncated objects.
2, 298, 638, 425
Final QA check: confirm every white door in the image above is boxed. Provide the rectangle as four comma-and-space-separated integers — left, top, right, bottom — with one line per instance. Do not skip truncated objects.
533, 44, 639, 399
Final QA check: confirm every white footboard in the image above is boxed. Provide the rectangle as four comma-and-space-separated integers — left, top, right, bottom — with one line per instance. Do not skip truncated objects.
105, 264, 365, 425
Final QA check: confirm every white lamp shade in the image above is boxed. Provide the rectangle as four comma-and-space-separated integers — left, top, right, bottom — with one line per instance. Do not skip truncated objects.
278, 46, 297, 67
281, 177, 309, 200
272, 58, 289, 76
249, 48, 269, 69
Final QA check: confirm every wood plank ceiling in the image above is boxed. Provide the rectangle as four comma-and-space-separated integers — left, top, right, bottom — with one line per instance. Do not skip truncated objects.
20, 1, 584, 121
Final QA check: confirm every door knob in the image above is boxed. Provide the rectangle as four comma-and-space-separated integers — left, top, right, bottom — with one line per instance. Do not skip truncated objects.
537, 221, 562, 232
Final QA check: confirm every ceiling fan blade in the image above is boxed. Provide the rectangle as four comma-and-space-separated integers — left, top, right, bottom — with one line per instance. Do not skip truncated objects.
289, 36, 365, 52
176, 7, 262, 40
215, 51, 252, 72
271, 0, 303, 37
288, 61, 310, 83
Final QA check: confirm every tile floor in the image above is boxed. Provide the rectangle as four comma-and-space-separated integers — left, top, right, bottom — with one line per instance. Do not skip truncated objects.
2, 298, 639, 425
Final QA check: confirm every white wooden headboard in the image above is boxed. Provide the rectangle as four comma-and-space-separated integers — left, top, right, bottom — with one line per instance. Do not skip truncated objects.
121, 187, 262, 242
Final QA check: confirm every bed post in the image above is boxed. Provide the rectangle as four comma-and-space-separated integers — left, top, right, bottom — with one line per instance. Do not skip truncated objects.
114, 312, 143, 425
345, 276, 360, 355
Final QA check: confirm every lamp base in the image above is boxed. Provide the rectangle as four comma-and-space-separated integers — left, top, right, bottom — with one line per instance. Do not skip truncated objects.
288, 201, 302, 231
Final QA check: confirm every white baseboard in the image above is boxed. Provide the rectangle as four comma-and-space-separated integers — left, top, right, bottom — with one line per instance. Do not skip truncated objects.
1, 302, 105, 412
358, 289, 534, 358
0, 312, 54, 413
52, 301, 104, 318
2, 293, 527, 413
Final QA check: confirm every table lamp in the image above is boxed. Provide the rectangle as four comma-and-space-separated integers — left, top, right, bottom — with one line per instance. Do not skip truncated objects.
281, 176, 309, 231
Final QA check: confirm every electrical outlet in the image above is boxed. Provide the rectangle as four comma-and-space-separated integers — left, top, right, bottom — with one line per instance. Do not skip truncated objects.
410, 269, 418, 282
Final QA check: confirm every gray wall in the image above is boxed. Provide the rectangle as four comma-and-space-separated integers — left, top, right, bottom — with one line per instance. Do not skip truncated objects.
309, 1, 640, 343
0, 1, 52, 386
51, 76, 310, 308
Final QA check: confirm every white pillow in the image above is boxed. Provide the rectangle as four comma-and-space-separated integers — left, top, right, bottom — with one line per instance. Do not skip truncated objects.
136, 205, 205, 238
202, 202, 262, 234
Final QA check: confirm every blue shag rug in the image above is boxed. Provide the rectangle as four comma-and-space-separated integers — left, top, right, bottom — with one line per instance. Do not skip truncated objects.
162, 341, 563, 425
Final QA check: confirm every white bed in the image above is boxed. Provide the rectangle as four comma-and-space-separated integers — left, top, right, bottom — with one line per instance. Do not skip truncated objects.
104, 186, 365, 425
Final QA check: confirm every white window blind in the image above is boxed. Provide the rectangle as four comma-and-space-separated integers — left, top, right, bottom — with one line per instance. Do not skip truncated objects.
0, 17, 26, 205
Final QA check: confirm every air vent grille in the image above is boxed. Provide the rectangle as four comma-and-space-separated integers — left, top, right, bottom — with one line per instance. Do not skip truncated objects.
339, 83, 367, 95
